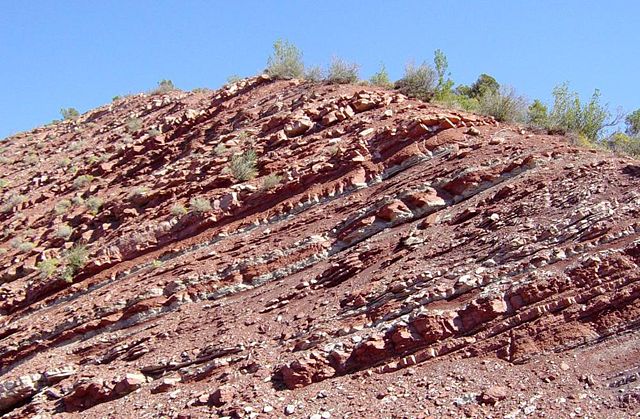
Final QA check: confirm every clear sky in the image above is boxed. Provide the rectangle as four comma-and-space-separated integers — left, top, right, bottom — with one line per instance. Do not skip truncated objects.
1, 0, 638, 139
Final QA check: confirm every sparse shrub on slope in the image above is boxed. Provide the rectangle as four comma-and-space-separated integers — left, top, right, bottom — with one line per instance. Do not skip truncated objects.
326, 57, 359, 84
1, 193, 25, 213
527, 99, 549, 128
395, 62, 437, 101
266, 39, 304, 79
63, 245, 89, 282
229, 149, 258, 182
547, 82, 610, 142
261, 173, 282, 190
478, 86, 528, 123
189, 197, 212, 214
60, 108, 80, 121
606, 132, 640, 158
369, 64, 392, 89
151, 79, 177, 94
304, 66, 324, 83
37, 258, 59, 278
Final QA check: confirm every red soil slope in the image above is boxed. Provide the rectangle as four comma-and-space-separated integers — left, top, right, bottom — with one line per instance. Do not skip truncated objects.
0, 75, 639, 418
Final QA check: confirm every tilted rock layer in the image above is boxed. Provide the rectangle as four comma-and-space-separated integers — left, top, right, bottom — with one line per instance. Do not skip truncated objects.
1, 75, 639, 418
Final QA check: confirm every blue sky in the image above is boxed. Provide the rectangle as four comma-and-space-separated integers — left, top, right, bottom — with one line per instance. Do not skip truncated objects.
1, 1, 638, 139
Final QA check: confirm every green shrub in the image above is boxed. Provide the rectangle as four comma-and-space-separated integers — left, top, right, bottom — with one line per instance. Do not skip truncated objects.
229, 150, 258, 182
266, 39, 304, 79
55, 224, 73, 239
478, 86, 528, 123
214, 143, 227, 156
73, 175, 94, 190
152, 79, 176, 94
55, 199, 72, 215
189, 197, 212, 214
0, 179, 8, 190
170, 203, 188, 216
606, 132, 640, 157
57, 157, 72, 168
326, 57, 359, 84
147, 128, 161, 137
548, 82, 609, 142
369, 64, 392, 88
60, 108, 80, 121
24, 154, 39, 164
304, 66, 324, 83
37, 258, 59, 278
85, 196, 103, 214
261, 173, 282, 190
395, 62, 436, 101
1, 193, 26, 213
527, 99, 549, 127
17, 241, 35, 253
63, 245, 89, 282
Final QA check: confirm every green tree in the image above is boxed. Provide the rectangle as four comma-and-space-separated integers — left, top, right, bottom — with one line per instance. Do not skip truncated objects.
527, 99, 549, 127
266, 39, 304, 79
433, 49, 454, 101
625, 109, 640, 136
458, 74, 500, 99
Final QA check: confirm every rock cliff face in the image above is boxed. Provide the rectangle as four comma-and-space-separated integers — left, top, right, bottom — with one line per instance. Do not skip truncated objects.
0, 75, 639, 418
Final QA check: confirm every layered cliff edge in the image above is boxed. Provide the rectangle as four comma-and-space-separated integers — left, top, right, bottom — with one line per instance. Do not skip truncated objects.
0, 75, 639, 418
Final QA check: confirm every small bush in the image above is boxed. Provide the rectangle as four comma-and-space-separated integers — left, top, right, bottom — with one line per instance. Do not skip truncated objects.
0, 179, 8, 190
606, 132, 640, 157
369, 64, 392, 88
37, 258, 59, 278
128, 186, 150, 201
57, 157, 72, 168
170, 203, 188, 216
56, 224, 73, 239
73, 175, 94, 190
214, 143, 227, 156
1, 193, 26, 213
126, 117, 143, 132
72, 195, 85, 206
60, 108, 80, 121
24, 154, 39, 165
304, 66, 324, 83
147, 128, 161, 137
150, 259, 164, 269
433, 49, 455, 102
478, 86, 528, 123
85, 196, 103, 214
266, 39, 304, 79
527, 99, 549, 127
18, 241, 35, 253
261, 173, 282, 190
189, 197, 212, 214
152, 79, 176, 94
55, 199, 72, 215
229, 150, 258, 182
327, 57, 359, 84
395, 62, 437, 101
63, 245, 89, 282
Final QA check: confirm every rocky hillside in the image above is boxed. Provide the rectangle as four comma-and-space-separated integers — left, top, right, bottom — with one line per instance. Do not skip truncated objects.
1, 75, 639, 418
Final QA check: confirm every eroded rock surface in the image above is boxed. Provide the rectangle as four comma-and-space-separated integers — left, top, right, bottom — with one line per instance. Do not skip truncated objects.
0, 76, 639, 417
